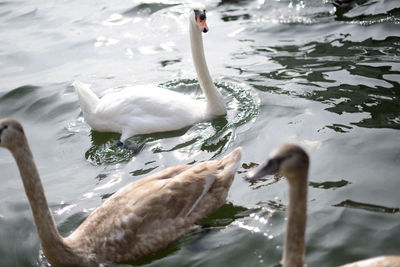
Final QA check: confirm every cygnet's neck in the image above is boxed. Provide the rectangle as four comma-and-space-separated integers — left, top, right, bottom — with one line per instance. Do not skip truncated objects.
283, 171, 308, 267
189, 19, 226, 116
11, 139, 79, 266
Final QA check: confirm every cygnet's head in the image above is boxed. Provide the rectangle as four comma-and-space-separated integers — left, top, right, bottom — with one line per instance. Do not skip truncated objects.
245, 144, 309, 182
0, 118, 26, 151
190, 3, 208, 33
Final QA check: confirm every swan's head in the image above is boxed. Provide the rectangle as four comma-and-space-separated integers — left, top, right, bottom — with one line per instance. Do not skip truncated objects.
0, 118, 26, 151
189, 3, 209, 33
245, 144, 309, 183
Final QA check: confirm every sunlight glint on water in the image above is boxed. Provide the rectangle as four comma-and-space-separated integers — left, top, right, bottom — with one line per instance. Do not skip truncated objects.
0, 0, 399, 266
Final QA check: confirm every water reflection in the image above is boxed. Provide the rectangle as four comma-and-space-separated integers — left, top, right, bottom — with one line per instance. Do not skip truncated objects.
159, 58, 181, 67
0, 85, 40, 116
231, 201, 282, 245
309, 179, 351, 190
334, 3, 400, 24
123, 3, 179, 17
324, 123, 353, 133
332, 0, 370, 9
1, 0, 400, 266
334, 199, 400, 214
130, 166, 159, 177
199, 202, 249, 227
86, 131, 136, 165
248, 175, 284, 190
239, 35, 400, 130
57, 212, 87, 237
218, 0, 335, 25
0, 84, 78, 122
217, 0, 253, 7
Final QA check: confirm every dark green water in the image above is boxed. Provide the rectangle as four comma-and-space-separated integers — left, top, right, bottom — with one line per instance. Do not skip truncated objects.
0, 0, 399, 266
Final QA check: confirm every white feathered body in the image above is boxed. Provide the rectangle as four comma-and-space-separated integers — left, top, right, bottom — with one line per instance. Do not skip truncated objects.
74, 81, 209, 141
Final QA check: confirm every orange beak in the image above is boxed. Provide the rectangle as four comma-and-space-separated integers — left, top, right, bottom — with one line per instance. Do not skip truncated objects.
196, 15, 209, 33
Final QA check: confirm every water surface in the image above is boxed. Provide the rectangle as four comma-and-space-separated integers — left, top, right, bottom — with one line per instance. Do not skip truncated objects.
0, 0, 399, 266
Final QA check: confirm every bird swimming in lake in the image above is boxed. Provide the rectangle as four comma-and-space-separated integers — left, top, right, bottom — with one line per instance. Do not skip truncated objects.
73, 3, 226, 149
246, 144, 400, 267
0, 117, 241, 266
246, 144, 309, 267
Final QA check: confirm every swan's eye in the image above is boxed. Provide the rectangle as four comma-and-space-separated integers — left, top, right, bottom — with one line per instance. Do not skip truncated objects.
194, 9, 208, 33
194, 9, 206, 21
199, 10, 206, 21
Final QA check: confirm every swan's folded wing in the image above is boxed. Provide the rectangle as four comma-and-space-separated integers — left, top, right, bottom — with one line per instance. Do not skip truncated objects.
93, 85, 205, 120
93, 87, 153, 119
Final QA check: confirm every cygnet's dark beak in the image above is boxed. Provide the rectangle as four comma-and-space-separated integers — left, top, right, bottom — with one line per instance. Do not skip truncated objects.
244, 158, 281, 182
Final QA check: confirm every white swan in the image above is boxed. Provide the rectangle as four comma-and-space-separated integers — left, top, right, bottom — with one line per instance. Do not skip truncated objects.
0, 118, 241, 266
246, 144, 400, 267
73, 3, 226, 147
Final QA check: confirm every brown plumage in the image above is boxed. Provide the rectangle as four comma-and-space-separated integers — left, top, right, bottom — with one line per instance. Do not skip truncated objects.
246, 144, 400, 267
0, 118, 241, 266
340, 256, 400, 267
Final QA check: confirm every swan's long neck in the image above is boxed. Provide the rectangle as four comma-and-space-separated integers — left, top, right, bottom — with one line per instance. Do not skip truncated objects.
11, 138, 77, 266
189, 20, 226, 116
283, 171, 308, 267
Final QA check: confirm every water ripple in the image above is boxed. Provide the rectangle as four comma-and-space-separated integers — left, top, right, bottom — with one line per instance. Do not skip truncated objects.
82, 79, 257, 165
334, 199, 400, 214
233, 35, 400, 130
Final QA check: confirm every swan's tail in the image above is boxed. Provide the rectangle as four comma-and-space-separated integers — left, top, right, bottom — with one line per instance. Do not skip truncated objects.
214, 147, 242, 194
72, 80, 99, 114
219, 147, 242, 175
200, 147, 242, 214
185, 147, 242, 218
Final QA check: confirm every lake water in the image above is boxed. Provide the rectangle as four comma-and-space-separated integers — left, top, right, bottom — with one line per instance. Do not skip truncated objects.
0, 0, 399, 266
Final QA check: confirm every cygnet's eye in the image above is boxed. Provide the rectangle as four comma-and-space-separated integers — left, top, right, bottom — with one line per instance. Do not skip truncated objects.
0, 125, 7, 143
0, 124, 8, 132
